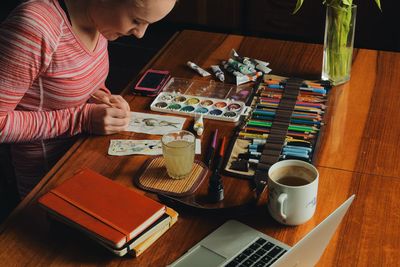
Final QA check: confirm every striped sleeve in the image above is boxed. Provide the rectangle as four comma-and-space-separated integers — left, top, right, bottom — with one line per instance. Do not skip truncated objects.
0, 2, 94, 143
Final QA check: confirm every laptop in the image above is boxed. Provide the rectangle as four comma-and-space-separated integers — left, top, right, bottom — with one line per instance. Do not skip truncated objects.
168, 195, 355, 267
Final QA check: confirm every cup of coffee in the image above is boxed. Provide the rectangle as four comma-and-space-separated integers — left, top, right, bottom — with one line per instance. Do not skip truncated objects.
267, 160, 319, 226
161, 130, 195, 179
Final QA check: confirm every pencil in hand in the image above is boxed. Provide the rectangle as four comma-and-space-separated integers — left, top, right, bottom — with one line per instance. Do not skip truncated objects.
90, 94, 116, 108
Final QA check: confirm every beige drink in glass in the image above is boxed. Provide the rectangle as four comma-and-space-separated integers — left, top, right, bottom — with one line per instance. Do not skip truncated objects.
161, 130, 195, 179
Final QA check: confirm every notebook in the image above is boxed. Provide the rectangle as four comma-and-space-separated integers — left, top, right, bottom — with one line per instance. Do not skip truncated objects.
131, 207, 179, 257
168, 195, 355, 267
106, 207, 179, 257
38, 168, 166, 249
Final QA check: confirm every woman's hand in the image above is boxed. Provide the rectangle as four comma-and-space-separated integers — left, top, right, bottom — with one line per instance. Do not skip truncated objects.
108, 95, 130, 112
89, 90, 131, 135
90, 90, 130, 112
90, 104, 131, 135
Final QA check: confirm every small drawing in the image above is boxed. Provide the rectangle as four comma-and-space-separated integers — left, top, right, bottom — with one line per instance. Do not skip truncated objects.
127, 112, 186, 135
142, 118, 180, 128
108, 140, 163, 156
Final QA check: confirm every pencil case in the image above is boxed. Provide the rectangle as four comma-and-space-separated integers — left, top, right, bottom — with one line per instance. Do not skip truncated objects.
222, 74, 331, 180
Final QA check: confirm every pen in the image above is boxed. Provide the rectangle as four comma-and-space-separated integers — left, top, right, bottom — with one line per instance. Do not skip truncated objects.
214, 136, 227, 171
208, 136, 227, 202
204, 129, 218, 168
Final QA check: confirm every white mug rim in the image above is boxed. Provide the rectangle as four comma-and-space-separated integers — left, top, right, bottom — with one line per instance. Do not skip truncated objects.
268, 160, 319, 188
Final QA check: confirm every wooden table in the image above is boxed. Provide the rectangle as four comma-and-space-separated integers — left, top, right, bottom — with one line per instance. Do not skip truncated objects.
1, 30, 399, 266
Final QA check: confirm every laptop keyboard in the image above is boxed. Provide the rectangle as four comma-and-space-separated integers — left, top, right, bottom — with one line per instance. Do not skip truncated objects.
224, 238, 287, 267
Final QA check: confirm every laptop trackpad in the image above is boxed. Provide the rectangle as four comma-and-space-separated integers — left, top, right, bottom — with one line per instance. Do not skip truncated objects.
170, 245, 226, 267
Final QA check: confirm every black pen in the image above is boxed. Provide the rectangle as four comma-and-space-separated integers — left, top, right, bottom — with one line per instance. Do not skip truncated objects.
204, 129, 218, 168
208, 136, 227, 202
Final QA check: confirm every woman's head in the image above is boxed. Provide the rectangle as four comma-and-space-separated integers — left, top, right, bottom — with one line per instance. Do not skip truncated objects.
88, 0, 176, 40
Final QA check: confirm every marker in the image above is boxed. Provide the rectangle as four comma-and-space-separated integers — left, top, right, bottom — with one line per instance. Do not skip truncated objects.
282, 147, 310, 157
213, 136, 227, 171
187, 61, 211, 77
238, 153, 260, 160
211, 65, 225, 82
286, 140, 312, 147
281, 151, 310, 160
252, 138, 267, 145
204, 129, 218, 168
238, 132, 269, 139
280, 154, 312, 162
208, 136, 227, 202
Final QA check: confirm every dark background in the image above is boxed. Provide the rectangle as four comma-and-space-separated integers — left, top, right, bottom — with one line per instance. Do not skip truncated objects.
0, 0, 398, 221
1, 0, 398, 92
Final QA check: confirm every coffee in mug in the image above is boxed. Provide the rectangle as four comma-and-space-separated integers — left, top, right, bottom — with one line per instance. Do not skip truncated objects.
276, 176, 310, 186
267, 160, 319, 226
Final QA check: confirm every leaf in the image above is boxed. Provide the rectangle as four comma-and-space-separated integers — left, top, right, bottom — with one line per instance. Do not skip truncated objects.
374, 0, 382, 11
342, 0, 352, 7
293, 0, 382, 14
293, 0, 304, 14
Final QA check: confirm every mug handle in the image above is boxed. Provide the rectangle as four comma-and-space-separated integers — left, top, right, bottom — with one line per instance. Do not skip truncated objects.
277, 193, 287, 220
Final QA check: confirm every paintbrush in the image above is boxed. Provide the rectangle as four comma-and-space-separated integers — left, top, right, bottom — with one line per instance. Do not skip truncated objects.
90, 94, 117, 108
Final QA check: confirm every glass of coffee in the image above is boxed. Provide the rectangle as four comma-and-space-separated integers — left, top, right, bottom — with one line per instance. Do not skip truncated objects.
161, 130, 195, 179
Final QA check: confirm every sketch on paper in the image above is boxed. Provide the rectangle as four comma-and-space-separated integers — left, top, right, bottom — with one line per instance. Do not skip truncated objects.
108, 139, 202, 156
108, 140, 162, 156
127, 112, 186, 135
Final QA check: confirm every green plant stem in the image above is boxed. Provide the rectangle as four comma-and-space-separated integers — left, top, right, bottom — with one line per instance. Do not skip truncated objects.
323, 5, 354, 84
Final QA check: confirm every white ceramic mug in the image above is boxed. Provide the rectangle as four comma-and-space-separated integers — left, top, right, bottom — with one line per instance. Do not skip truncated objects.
267, 160, 319, 226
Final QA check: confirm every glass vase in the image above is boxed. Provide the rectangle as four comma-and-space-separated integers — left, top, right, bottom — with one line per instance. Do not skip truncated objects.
322, 4, 357, 85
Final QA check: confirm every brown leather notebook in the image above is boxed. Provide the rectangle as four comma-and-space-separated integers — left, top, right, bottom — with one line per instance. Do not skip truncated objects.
38, 168, 166, 249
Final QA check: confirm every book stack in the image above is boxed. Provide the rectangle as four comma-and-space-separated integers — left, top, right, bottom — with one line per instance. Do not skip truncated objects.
38, 168, 178, 257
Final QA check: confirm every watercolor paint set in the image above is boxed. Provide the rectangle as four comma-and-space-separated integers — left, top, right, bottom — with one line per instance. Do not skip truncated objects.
150, 78, 253, 122
150, 92, 249, 122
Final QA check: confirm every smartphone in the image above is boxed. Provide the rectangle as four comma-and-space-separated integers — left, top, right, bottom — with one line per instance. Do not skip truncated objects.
132, 69, 171, 96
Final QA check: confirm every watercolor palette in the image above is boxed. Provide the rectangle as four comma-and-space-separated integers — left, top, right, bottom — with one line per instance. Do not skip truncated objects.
150, 78, 253, 122
150, 92, 249, 122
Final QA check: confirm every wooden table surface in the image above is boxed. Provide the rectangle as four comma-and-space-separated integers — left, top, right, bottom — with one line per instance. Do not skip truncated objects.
1, 30, 399, 266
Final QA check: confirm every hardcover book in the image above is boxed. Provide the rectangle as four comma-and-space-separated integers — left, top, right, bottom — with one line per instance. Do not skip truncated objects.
38, 168, 166, 249
107, 207, 179, 257
131, 208, 178, 257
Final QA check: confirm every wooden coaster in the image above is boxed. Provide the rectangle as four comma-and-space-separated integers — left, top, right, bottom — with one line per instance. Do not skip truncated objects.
135, 156, 208, 197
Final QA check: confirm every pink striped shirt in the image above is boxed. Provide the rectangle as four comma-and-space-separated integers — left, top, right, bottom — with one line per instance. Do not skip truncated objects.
0, 0, 110, 197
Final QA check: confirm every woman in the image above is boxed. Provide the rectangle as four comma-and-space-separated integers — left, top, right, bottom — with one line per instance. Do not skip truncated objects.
0, 0, 176, 197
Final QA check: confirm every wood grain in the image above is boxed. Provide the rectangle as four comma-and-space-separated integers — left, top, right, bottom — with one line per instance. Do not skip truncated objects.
1, 30, 399, 266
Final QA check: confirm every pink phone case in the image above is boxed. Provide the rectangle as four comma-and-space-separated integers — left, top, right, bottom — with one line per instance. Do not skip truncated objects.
133, 69, 171, 96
